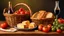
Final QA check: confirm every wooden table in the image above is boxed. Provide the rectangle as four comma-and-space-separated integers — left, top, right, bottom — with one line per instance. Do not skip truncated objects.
0, 21, 64, 36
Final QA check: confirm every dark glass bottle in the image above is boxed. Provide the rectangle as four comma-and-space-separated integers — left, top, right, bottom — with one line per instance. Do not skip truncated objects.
8, 1, 13, 14
54, 1, 60, 16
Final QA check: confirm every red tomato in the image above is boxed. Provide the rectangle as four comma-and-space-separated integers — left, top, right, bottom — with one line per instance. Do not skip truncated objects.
61, 19, 64, 23
25, 11, 30, 15
42, 26, 49, 33
47, 24, 52, 29
0, 22, 8, 29
20, 11, 25, 15
14, 11, 20, 14
19, 8, 25, 12
57, 29, 62, 33
58, 18, 63, 23
16, 12, 20, 14
38, 24, 43, 31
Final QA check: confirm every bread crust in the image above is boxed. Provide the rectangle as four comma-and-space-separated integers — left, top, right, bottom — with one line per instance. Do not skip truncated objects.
37, 10, 46, 19
31, 12, 39, 19
46, 12, 54, 18
31, 11, 54, 19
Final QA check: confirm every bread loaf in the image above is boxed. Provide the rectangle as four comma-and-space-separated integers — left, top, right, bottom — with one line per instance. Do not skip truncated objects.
31, 12, 38, 19
31, 10, 54, 19
37, 10, 46, 19
46, 12, 54, 18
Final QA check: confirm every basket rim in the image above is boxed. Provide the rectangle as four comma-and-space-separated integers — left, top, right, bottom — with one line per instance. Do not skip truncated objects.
30, 18, 55, 20
3, 13, 30, 17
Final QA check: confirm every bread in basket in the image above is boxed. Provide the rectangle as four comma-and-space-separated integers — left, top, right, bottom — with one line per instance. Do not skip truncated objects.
31, 10, 55, 25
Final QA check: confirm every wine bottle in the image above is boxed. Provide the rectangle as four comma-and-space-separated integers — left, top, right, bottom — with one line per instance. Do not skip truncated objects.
54, 1, 60, 16
8, 1, 13, 14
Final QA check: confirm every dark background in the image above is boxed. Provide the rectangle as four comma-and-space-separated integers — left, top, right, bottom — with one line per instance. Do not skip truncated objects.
0, 0, 63, 20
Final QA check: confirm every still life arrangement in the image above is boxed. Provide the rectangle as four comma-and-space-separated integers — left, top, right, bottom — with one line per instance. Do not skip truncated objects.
0, 1, 64, 33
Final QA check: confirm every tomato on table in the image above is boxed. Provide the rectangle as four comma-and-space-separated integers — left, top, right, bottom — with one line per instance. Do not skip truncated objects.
42, 26, 49, 33
38, 24, 43, 31
57, 29, 62, 33
0, 22, 8, 29
47, 24, 52, 29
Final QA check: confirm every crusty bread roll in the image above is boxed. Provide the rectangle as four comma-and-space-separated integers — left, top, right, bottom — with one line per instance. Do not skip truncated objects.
46, 12, 54, 18
37, 10, 46, 19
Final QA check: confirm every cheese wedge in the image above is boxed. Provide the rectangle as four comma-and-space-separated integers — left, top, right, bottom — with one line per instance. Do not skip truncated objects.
17, 23, 24, 29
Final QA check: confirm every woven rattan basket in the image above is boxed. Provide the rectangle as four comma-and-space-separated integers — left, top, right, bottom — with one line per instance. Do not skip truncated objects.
31, 18, 54, 26
3, 3, 32, 27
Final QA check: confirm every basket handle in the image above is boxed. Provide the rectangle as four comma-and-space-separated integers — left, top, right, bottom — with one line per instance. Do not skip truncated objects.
14, 3, 32, 16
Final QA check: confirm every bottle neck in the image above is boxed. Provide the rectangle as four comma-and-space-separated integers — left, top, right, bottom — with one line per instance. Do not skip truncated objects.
9, 1, 12, 8
55, 1, 60, 10
8, 1, 13, 14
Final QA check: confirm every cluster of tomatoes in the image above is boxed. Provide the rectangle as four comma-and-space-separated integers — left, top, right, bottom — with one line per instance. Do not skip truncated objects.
38, 24, 62, 33
38, 24, 52, 33
14, 8, 30, 15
